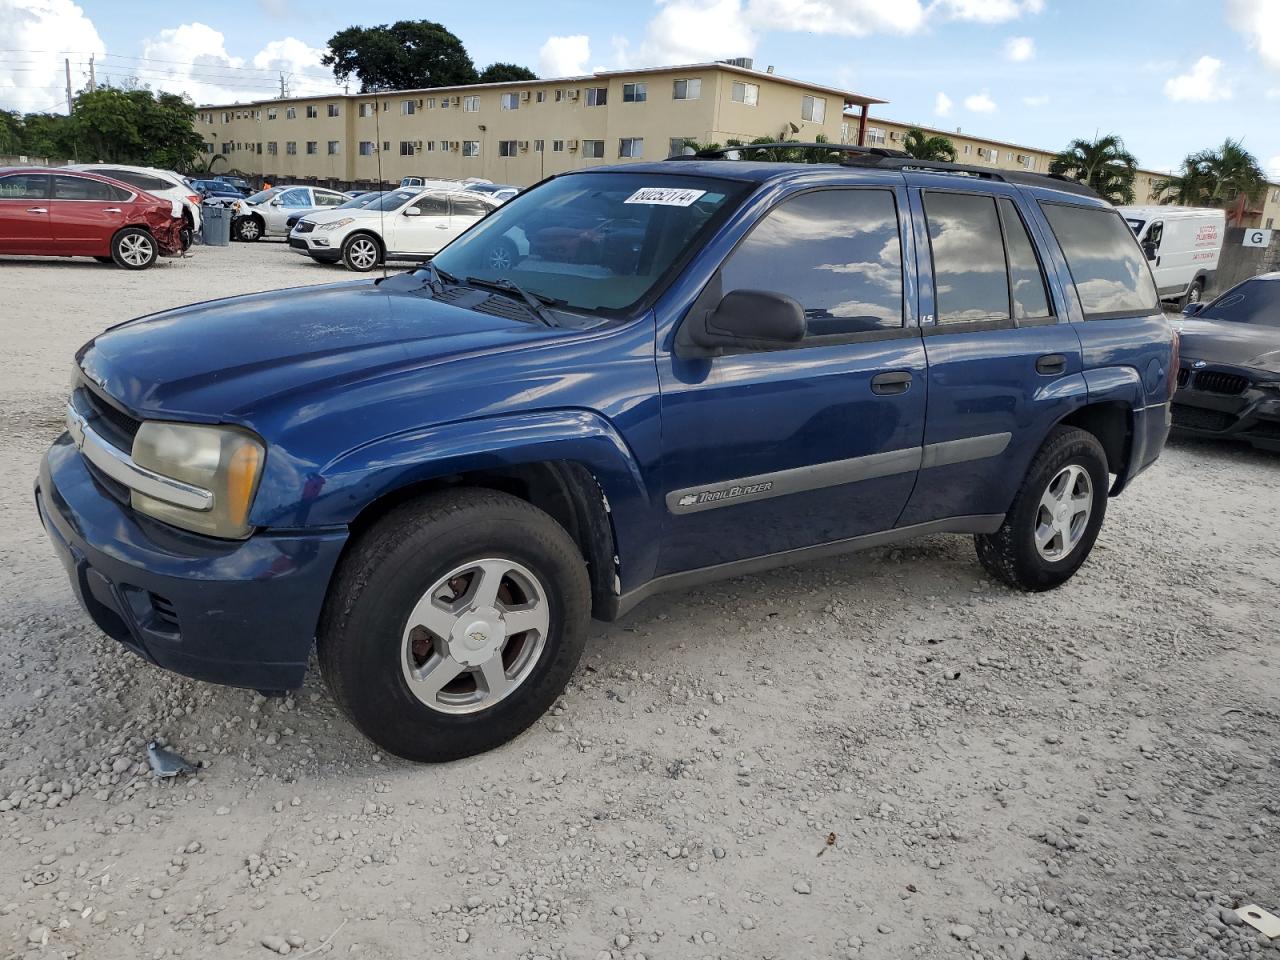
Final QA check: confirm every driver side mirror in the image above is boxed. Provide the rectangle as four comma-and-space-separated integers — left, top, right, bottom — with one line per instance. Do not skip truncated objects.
1142, 240, 1158, 261
682, 289, 806, 355
403, 207, 421, 217
1182, 301, 1206, 316
268, 198, 282, 206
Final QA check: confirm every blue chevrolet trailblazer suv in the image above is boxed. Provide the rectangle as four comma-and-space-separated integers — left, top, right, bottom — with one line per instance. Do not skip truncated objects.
37, 145, 1176, 761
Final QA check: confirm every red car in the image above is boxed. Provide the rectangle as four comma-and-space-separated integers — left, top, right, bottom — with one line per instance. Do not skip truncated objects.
0, 167, 185, 269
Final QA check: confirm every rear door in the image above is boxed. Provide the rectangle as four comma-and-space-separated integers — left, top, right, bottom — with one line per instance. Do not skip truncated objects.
898, 178, 1084, 526
656, 183, 927, 575
0, 172, 53, 253
447, 194, 492, 244
49, 174, 133, 255
388, 192, 451, 254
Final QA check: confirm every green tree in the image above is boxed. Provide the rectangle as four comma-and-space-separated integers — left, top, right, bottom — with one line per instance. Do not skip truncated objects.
1154, 138, 1267, 210
902, 128, 957, 162
16, 112, 73, 158
1049, 134, 1138, 204
62, 87, 204, 169
0, 110, 22, 154
477, 63, 537, 83
322, 20, 477, 91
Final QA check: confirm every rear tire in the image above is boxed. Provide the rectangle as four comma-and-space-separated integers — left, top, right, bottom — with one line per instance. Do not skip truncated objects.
342, 233, 382, 272
110, 228, 157, 270
318, 488, 590, 762
975, 426, 1108, 591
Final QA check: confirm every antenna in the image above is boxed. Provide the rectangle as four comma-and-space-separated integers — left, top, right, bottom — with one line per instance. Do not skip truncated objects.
374, 86, 387, 280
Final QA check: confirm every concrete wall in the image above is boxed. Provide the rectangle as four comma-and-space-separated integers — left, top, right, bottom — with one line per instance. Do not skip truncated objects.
1210, 228, 1280, 296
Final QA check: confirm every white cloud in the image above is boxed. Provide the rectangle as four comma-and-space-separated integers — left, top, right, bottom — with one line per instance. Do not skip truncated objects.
539, 35, 591, 77
1268, 155, 1280, 177
937, 0, 1043, 23
1004, 36, 1035, 61
1163, 56, 1233, 103
614, 0, 757, 67
934, 91, 953, 116
1226, 0, 1280, 72
135, 22, 340, 105
0, 0, 105, 113
745, 0, 926, 37
964, 92, 997, 112
1267, 87, 1280, 98
1021, 94, 1049, 106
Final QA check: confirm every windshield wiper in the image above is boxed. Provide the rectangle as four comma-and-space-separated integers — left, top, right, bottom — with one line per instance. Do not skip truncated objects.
416, 261, 458, 294
464, 276, 559, 327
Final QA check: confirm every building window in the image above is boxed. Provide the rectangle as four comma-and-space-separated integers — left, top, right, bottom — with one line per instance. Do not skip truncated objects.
500, 93, 519, 110
425, 141, 434, 152
425, 97, 436, 109
401, 100, 416, 115
801, 95, 826, 123
668, 137, 692, 158
462, 140, 480, 157
306, 105, 317, 118
267, 108, 277, 120
586, 87, 608, 106
534, 139, 544, 152
555, 90, 564, 102
359, 141, 375, 156
963, 144, 971, 155
552, 139, 565, 152
536, 90, 546, 103
400, 141, 415, 156
498, 140, 518, 157
328, 103, 340, 117
1017, 154, 1034, 169
306, 141, 318, 155
359, 103, 374, 118
440, 140, 451, 152
285, 107, 296, 119
623, 82, 647, 103
267, 141, 278, 155
730, 81, 759, 105
383, 141, 390, 151
618, 137, 643, 158
866, 127, 886, 145
463, 96, 480, 112
327, 140, 340, 155
582, 139, 605, 158
286, 141, 296, 155
672, 78, 701, 100
220, 142, 229, 154
255, 142, 263, 155
221, 111, 230, 123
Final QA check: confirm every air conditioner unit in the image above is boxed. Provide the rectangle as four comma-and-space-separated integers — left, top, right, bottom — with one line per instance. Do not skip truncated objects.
518, 140, 529, 151
568, 138, 580, 150
416, 140, 423, 149
451, 141, 460, 149
567, 89, 580, 100
521, 91, 531, 102
452, 96, 461, 106
889, 131, 900, 140
417, 99, 424, 108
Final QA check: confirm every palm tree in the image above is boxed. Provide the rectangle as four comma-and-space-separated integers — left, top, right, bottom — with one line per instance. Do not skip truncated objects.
902, 128, 957, 163
1153, 139, 1266, 212
1049, 134, 1138, 204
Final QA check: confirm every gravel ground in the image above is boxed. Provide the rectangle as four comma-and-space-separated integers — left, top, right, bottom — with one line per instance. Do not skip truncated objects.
1, 242, 1278, 960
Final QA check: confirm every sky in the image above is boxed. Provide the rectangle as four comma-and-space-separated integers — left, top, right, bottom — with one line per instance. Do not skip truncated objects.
1, 0, 1278, 178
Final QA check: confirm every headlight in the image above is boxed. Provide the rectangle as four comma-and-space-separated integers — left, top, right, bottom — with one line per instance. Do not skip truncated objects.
231, 201, 242, 213
130, 422, 265, 539
1256, 379, 1280, 391
318, 218, 354, 231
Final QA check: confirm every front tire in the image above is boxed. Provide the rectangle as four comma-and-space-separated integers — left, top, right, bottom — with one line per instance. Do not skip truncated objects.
234, 216, 262, 242
1181, 278, 1204, 309
342, 233, 381, 272
486, 237, 520, 273
110, 228, 157, 270
318, 489, 591, 762
975, 426, 1108, 591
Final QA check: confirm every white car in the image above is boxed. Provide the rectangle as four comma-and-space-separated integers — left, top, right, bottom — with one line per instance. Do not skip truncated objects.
289, 187, 499, 271
230, 184, 349, 241
66, 164, 201, 248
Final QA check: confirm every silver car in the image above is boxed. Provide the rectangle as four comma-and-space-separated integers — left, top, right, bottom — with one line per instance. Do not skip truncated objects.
230, 185, 348, 241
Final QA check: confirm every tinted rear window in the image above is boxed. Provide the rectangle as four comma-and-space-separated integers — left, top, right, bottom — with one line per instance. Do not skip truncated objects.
1040, 203, 1159, 319
54, 175, 130, 202
924, 192, 1009, 323
98, 169, 173, 192
1201, 279, 1280, 327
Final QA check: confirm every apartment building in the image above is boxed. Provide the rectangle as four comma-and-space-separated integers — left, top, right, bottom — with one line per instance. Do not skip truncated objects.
852, 116, 1280, 228
195, 62, 883, 188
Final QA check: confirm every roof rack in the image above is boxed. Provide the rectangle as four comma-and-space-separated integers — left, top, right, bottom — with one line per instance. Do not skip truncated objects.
665, 142, 1101, 199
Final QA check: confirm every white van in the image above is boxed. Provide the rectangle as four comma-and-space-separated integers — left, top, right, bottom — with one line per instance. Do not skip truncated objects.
1118, 206, 1224, 306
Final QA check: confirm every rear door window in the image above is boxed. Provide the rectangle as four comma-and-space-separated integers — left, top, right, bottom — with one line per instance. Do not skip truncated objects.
53, 175, 129, 202
718, 188, 904, 339
1039, 202, 1159, 318
313, 190, 345, 207
450, 195, 492, 219
998, 198, 1052, 321
923, 192, 1010, 324
98, 169, 172, 193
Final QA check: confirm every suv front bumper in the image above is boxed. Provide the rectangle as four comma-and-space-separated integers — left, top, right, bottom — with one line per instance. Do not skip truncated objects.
289, 231, 342, 263
36, 435, 348, 691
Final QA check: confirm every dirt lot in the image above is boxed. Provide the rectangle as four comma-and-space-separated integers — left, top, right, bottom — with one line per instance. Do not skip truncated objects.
1, 242, 1278, 960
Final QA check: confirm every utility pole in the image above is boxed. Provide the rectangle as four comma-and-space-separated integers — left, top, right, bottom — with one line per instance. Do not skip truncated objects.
88, 54, 96, 92
65, 58, 73, 113
279, 71, 286, 99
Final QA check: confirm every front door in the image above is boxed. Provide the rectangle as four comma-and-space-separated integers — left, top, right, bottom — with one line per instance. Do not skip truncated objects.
49, 174, 131, 254
897, 179, 1084, 526
0, 172, 53, 254
656, 185, 927, 575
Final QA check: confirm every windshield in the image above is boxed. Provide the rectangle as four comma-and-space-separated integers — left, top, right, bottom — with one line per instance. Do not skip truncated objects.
1125, 218, 1145, 235
1200, 279, 1280, 327
431, 172, 745, 312
365, 189, 419, 212
245, 186, 283, 204
338, 191, 383, 210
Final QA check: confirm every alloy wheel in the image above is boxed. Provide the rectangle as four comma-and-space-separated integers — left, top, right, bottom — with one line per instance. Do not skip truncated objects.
119, 234, 154, 266
1033, 464, 1093, 561
400, 558, 549, 715
349, 238, 378, 270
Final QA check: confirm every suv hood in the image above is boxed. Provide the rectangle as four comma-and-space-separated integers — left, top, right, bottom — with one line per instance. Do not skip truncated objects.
302, 206, 385, 226
1173, 317, 1280, 371
78, 277, 565, 422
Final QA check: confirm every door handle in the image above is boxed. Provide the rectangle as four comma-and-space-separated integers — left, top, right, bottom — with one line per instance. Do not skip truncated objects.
1155, 256, 1161, 267
1036, 354, 1067, 376
435, 224, 449, 229
871, 371, 912, 395
102, 207, 122, 213
26, 207, 47, 214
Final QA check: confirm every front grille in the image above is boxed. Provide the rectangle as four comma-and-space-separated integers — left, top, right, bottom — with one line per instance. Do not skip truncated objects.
1193, 371, 1249, 395
77, 384, 141, 451
1176, 367, 1190, 388
293, 221, 315, 234
1171, 404, 1236, 433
